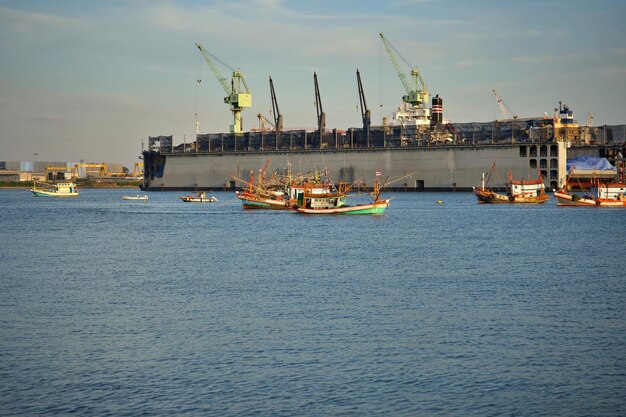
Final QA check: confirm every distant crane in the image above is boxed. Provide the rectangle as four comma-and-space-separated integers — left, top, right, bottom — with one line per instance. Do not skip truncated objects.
356, 69, 371, 137
492, 89, 517, 120
269, 76, 283, 132
314, 72, 325, 142
379, 32, 429, 108
254, 77, 283, 133
195, 43, 251, 134
255, 113, 275, 131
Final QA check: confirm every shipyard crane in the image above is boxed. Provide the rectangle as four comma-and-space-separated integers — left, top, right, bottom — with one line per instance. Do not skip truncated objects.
255, 113, 275, 131
132, 162, 144, 178
195, 43, 251, 134
492, 90, 517, 120
269, 76, 283, 132
314, 72, 325, 141
379, 32, 429, 108
356, 69, 371, 135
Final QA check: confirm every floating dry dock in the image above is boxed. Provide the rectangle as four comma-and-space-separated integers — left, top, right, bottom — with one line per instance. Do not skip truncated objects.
142, 121, 625, 192
147, 37, 625, 192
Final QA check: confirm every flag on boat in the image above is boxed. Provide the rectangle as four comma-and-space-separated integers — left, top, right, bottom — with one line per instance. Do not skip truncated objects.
375, 171, 382, 177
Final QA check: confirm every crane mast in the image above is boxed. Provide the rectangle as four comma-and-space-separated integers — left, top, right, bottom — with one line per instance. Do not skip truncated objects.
379, 32, 429, 108
195, 43, 251, 133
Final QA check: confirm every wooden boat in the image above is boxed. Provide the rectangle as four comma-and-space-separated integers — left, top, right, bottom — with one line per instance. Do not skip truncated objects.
296, 179, 389, 215
31, 181, 79, 197
233, 159, 339, 210
122, 194, 149, 201
233, 159, 291, 210
553, 183, 626, 207
297, 198, 390, 215
236, 190, 288, 209
179, 192, 217, 203
473, 164, 549, 204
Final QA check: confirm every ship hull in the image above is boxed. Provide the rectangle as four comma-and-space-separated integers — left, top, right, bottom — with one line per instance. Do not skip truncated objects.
143, 142, 570, 192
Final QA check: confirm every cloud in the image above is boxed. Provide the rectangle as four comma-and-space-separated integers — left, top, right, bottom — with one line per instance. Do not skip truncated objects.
512, 53, 585, 65
0, 6, 88, 33
43, 113, 63, 122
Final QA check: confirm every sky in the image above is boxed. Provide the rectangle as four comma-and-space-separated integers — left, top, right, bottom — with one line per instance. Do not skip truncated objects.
1, 0, 625, 168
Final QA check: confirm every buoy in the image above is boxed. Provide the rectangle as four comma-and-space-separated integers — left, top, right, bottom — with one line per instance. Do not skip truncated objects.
436, 200, 443, 204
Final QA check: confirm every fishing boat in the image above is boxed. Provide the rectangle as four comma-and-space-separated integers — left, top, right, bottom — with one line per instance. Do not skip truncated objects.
234, 159, 291, 210
236, 191, 288, 209
473, 163, 549, 204
30, 181, 79, 197
296, 178, 389, 215
553, 183, 626, 207
122, 194, 149, 201
179, 192, 217, 202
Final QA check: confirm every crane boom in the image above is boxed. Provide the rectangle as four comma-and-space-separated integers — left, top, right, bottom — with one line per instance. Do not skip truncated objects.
195, 43, 231, 94
492, 89, 516, 120
269, 76, 282, 132
314, 72, 325, 137
379, 32, 428, 107
356, 69, 370, 130
195, 42, 252, 133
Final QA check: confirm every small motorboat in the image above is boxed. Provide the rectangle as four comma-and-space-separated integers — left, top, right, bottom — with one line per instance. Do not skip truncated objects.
122, 195, 149, 201
179, 192, 218, 203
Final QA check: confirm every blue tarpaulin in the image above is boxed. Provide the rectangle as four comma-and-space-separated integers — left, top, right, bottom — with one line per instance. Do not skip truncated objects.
567, 156, 615, 171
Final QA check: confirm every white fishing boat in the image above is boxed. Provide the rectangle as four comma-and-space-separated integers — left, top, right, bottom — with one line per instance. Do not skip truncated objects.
122, 194, 149, 201
31, 181, 79, 197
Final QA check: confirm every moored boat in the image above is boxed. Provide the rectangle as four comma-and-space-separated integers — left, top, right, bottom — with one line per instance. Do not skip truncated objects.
179, 192, 217, 202
473, 164, 549, 204
236, 190, 288, 209
296, 178, 388, 215
122, 194, 149, 201
234, 159, 291, 210
31, 181, 79, 197
553, 183, 626, 207
297, 198, 390, 215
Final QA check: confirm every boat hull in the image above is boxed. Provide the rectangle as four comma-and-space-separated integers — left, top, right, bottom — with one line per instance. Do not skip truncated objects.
297, 199, 389, 215
179, 196, 217, 202
31, 190, 79, 197
236, 192, 290, 210
122, 195, 149, 201
553, 190, 626, 207
474, 189, 549, 204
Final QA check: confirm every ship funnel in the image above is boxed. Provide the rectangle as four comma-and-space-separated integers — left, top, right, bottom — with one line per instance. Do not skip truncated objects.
431, 94, 443, 126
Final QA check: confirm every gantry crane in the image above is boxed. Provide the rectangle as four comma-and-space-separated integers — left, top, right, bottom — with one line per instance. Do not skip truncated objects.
195, 43, 251, 134
45, 166, 78, 179
492, 89, 517, 120
379, 32, 429, 108
132, 162, 144, 178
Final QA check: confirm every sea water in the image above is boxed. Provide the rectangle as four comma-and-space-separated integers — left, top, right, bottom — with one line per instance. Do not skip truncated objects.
1, 189, 625, 416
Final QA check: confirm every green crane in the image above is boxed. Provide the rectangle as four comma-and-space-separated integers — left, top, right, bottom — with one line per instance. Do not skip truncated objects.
379, 32, 429, 108
195, 43, 251, 134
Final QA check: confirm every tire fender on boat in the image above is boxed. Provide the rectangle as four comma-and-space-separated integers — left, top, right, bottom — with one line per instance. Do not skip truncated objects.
508, 195, 515, 202
595, 200, 601, 206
